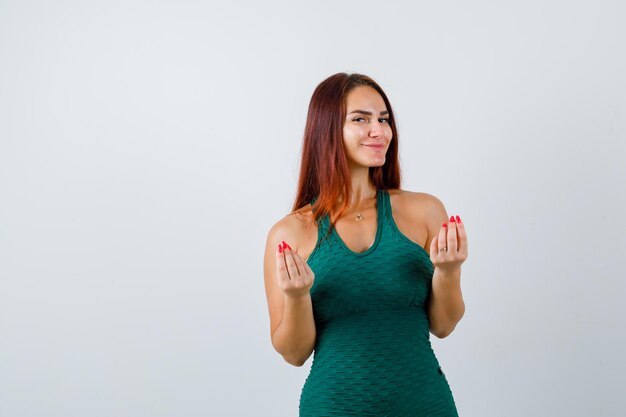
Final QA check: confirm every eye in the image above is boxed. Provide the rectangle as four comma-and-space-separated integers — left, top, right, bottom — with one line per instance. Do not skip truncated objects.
352, 117, 366, 122
379, 117, 390, 123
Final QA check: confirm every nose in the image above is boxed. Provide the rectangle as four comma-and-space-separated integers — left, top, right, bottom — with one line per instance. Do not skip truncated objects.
369, 120, 385, 137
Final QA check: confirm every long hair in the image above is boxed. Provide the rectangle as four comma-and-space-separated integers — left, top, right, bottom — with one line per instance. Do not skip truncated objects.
291, 72, 402, 244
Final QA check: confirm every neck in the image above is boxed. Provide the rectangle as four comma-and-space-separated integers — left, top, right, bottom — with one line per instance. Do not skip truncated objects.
335, 165, 378, 210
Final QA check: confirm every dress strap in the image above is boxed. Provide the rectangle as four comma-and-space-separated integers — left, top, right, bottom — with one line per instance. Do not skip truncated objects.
310, 194, 328, 231
380, 189, 391, 222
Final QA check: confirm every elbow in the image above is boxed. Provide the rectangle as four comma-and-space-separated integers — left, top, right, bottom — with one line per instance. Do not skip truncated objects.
431, 323, 457, 339
272, 342, 312, 367
281, 348, 313, 367
436, 318, 465, 338
430, 309, 465, 339
283, 355, 307, 367
432, 328, 452, 339
271, 327, 316, 367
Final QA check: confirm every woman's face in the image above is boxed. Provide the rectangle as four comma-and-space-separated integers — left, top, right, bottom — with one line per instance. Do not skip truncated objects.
342, 86, 393, 168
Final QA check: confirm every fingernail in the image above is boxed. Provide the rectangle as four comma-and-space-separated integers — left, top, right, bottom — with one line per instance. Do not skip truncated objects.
455, 215, 461, 223
449, 215, 455, 223
442, 223, 447, 228
282, 241, 291, 251
278, 243, 283, 253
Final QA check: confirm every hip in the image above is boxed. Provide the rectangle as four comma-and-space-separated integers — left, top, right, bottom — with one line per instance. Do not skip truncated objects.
299, 362, 458, 416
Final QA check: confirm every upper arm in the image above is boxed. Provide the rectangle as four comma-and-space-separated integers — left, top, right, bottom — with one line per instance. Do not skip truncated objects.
421, 194, 452, 337
398, 191, 449, 251
422, 193, 450, 252
263, 218, 294, 347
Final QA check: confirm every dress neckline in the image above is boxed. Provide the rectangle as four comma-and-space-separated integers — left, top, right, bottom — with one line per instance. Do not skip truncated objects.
329, 189, 384, 257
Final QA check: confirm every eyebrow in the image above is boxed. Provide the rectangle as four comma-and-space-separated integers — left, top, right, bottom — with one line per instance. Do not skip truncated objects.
348, 109, 389, 116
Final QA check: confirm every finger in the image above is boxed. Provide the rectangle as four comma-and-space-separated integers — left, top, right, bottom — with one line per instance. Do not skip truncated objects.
282, 243, 301, 278
292, 251, 309, 279
438, 222, 448, 254
302, 250, 315, 276
303, 260, 314, 277
275, 243, 290, 284
455, 215, 467, 253
447, 216, 458, 252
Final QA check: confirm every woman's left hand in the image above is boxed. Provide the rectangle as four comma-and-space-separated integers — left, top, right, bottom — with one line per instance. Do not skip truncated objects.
429, 215, 468, 274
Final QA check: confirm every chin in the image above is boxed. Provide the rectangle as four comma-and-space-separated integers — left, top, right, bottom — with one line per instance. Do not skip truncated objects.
367, 159, 386, 167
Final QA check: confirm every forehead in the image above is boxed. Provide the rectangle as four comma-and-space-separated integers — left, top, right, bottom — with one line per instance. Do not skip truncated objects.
345, 86, 386, 110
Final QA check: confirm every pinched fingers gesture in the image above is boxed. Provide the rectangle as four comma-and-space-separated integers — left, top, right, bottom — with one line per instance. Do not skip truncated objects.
275, 240, 315, 298
429, 215, 469, 273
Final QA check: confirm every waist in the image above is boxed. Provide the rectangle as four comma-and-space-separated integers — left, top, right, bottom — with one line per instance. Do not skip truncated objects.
301, 307, 443, 414
312, 306, 435, 365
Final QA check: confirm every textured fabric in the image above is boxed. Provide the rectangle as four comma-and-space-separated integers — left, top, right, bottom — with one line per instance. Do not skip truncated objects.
299, 189, 459, 416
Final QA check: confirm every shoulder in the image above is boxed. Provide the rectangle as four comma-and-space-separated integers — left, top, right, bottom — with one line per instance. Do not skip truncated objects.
265, 205, 314, 249
388, 189, 444, 212
390, 188, 449, 232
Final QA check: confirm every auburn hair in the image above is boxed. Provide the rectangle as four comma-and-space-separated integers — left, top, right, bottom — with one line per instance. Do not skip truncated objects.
291, 72, 402, 245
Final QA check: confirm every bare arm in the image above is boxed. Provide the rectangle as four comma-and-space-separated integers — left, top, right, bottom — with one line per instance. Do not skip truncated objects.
271, 294, 316, 366
428, 267, 465, 338
263, 220, 316, 366
423, 195, 467, 338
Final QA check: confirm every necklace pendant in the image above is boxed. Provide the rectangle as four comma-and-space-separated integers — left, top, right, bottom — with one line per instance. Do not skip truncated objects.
355, 213, 364, 221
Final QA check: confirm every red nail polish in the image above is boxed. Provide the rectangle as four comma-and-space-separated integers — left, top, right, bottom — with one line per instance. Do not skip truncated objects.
456, 215, 461, 223
442, 223, 447, 228
278, 243, 283, 253
449, 215, 455, 222
285, 242, 292, 250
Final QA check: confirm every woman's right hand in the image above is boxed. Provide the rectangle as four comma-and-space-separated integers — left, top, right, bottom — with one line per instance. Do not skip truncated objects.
275, 240, 315, 298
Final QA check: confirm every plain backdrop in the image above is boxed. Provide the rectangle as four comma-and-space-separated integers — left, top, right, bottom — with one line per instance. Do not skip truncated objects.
1, 1, 625, 416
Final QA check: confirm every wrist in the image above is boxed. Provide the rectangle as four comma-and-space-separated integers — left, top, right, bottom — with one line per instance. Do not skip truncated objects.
284, 292, 311, 302
434, 266, 461, 279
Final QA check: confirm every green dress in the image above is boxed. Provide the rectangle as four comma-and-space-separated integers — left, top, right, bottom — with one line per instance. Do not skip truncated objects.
299, 189, 459, 416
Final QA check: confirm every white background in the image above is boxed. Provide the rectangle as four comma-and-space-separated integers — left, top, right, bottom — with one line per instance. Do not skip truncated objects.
1, 1, 625, 416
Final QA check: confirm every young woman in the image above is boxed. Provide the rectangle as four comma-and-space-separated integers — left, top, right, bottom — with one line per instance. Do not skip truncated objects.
263, 72, 468, 416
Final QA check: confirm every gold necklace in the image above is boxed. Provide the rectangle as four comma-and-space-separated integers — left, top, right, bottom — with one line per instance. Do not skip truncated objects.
345, 191, 376, 221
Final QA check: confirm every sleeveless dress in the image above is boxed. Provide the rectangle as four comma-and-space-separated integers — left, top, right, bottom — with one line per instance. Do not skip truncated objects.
299, 189, 459, 416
